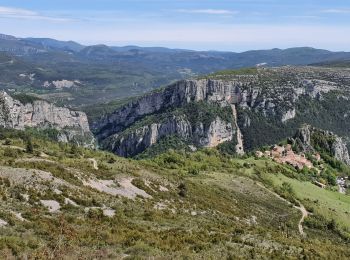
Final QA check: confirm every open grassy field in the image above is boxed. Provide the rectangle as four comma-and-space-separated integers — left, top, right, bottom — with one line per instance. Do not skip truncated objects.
267, 173, 350, 229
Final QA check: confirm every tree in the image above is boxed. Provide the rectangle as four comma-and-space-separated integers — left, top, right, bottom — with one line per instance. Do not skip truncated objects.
26, 138, 34, 153
107, 157, 116, 164
281, 182, 294, 196
70, 143, 79, 155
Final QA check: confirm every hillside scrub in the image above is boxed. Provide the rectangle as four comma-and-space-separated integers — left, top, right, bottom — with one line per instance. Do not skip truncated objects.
0, 130, 349, 258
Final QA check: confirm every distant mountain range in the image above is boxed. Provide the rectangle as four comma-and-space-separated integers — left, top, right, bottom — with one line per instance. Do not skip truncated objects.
1, 35, 350, 258
2, 33, 350, 64
1, 33, 350, 108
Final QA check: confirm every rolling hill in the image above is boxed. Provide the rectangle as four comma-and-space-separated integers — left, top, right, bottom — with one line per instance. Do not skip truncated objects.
2, 33, 350, 108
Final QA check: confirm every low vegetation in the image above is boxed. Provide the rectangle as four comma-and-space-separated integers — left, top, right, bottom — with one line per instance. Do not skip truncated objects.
0, 128, 349, 259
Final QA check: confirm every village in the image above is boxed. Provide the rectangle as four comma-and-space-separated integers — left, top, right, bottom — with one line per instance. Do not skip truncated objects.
255, 144, 349, 194
255, 144, 316, 170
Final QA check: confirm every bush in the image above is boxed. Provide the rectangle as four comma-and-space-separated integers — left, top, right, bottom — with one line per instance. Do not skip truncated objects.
3, 139, 11, 145
281, 182, 294, 195
3, 148, 19, 158
87, 208, 104, 220
178, 183, 187, 197
218, 140, 238, 155
25, 138, 34, 154
188, 166, 200, 176
107, 157, 116, 164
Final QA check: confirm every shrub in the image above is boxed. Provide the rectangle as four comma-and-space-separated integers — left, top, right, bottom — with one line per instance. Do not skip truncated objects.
107, 157, 116, 164
3, 148, 19, 158
25, 138, 34, 154
87, 208, 104, 220
3, 139, 11, 145
188, 166, 200, 176
178, 183, 187, 197
281, 182, 294, 195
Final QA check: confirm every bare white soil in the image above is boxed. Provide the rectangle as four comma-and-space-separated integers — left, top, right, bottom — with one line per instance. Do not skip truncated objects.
83, 178, 151, 199
0, 218, 8, 227
40, 200, 61, 213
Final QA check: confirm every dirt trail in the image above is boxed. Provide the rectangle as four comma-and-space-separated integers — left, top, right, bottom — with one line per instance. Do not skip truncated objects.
256, 182, 308, 236
294, 203, 308, 236
88, 158, 98, 170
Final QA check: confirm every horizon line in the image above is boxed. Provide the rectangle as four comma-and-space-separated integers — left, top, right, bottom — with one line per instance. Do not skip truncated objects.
1, 32, 348, 53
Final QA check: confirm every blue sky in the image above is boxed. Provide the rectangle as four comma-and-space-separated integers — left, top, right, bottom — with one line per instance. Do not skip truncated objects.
0, 0, 350, 51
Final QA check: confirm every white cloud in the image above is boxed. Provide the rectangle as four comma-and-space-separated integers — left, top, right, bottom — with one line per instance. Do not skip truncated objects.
0, 6, 36, 16
176, 9, 237, 15
321, 9, 350, 14
0, 6, 73, 22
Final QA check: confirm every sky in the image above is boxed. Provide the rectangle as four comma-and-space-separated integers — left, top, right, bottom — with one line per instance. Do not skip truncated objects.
1, 0, 350, 51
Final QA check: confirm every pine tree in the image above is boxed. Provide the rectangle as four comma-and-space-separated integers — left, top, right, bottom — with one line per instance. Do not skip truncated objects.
26, 138, 34, 153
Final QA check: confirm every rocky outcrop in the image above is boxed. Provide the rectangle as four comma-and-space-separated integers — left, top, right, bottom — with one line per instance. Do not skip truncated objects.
95, 73, 339, 138
231, 104, 244, 154
94, 79, 241, 138
94, 66, 349, 157
102, 115, 235, 157
43, 80, 82, 89
293, 125, 313, 151
93, 77, 298, 156
0, 92, 94, 146
300, 79, 338, 99
281, 108, 296, 123
332, 139, 350, 165
292, 124, 350, 165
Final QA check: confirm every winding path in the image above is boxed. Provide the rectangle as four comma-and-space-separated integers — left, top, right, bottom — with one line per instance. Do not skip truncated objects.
256, 182, 308, 236
294, 203, 308, 236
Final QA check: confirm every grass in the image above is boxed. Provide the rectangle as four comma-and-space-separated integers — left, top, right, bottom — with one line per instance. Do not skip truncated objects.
267, 173, 350, 229
198, 67, 259, 80
9, 93, 43, 104
211, 67, 258, 76
0, 130, 349, 258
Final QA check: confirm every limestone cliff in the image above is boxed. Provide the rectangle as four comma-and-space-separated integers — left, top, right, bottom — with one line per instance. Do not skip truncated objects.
94, 66, 350, 157
101, 114, 235, 157
93, 79, 242, 157
0, 92, 94, 146
293, 124, 350, 165
93, 79, 241, 139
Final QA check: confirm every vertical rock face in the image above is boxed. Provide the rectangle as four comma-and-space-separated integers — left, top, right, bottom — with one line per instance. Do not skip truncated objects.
102, 115, 235, 157
94, 73, 325, 141
93, 79, 241, 138
94, 67, 350, 157
294, 125, 313, 151
94, 79, 241, 157
293, 124, 350, 165
196, 117, 234, 148
231, 104, 244, 155
94, 76, 301, 157
0, 92, 94, 146
332, 138, 350, 165
281, 109, 296, 123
